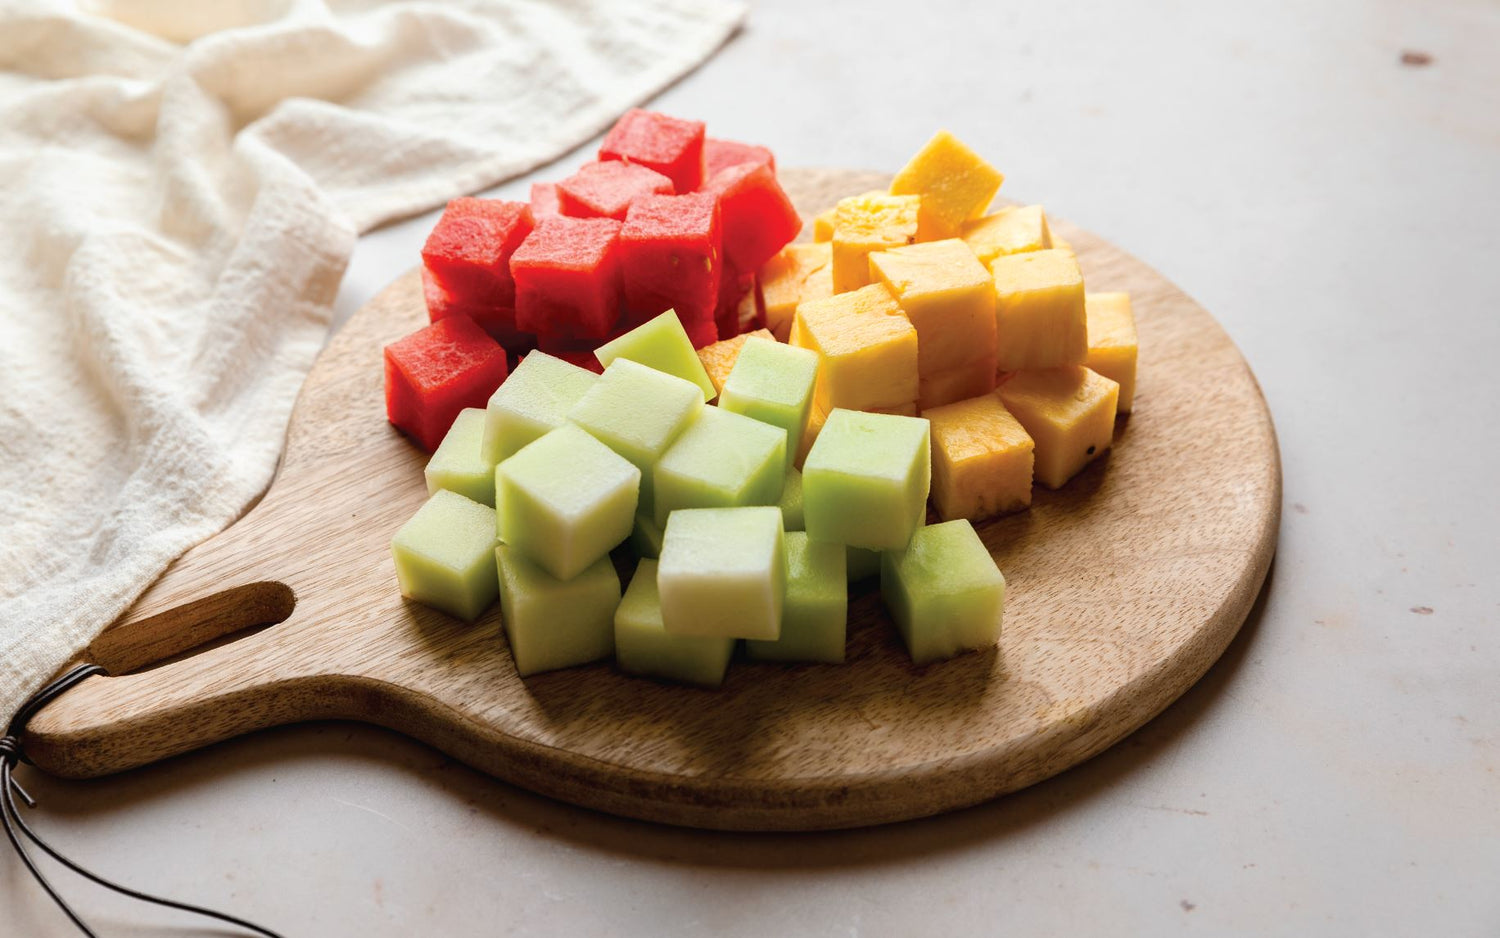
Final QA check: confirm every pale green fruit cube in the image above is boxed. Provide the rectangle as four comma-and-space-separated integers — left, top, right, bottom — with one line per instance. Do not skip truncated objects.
425, 408, 497, 506
778, 467, 804, 531
881, 519, 1005, 665
496, 424, 639, 581
847, 546, 881, 582
391, 489, 499, 622
658, 507, 785, 640
594, 310, 716, 402
615, 560, 735, 687
652, 406, 786, 528
496, 545, 619, 676
482, 352, 599, 465
718, 337, 819, 471
746, 532, 847, 663
630, 509, 664, 559
567, 358, 704, 515
803, 408, 931, 550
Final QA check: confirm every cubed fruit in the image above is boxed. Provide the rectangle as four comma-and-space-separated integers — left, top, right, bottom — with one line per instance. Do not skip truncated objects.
759, 242, 833, 341
796, 402, 827, 470
803, 409, 931, 550
630, 509, 665, 559
869, 238, 996, 378
926, 393, 1035, 521
745, 532, 847, 664
599, 108, 706, 192
420, 267, 522, 346
391, 490, 499, 622
812, 208, 836, 242
831, 193, 921, 293
714, 270, 760, 342
496, 424, 640, 580
426, 408, 495, 506
511, 216, 623, 340
889, 130, 1005, 240
420, 198, 534, 305
534, 343, 606, 374
652, 406, 787, 528
990, 248, 1087, 372
960, 205, 1052, 265
385, 316, 509, 452
847, 546, 881, 583
619, 192, 722, 325
594, 310, 717, 402
777, 467, 804, 530
696, 328, 775, 397
614, 560, 735, 687
718, 337, 819, 471
791, 283, 919, 414
707, 162, 803, 273
481, 351, 599, 465
658, 507, 785, 641
997, 366, 1119, 489
704, 137, 775, 178
917, 355, 997, 411
1084, 292, 1138, 413
881, 519, 1005, 665
556, 160, 674, 221
529, 182, 562, 217
495, 545, 618, 676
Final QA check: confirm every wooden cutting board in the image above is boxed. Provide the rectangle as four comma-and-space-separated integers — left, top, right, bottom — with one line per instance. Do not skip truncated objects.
22, 169, 1280, 831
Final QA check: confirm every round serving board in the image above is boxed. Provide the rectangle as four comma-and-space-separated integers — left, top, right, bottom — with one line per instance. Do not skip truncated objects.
22, 169, 1279, 831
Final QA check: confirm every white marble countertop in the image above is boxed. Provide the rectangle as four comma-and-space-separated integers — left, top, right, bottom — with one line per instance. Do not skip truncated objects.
7, 1, 1498, 934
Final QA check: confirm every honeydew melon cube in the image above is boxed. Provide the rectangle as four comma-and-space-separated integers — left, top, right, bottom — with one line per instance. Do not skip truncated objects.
482, 352, 600, 465
717, 338, 818, 472
847, 546, 881, 582
881, 520, 1005, 665
615, 560, 736, 687
697, 328, 775, 398
658, 507, 785, 640
997, 366, 1118, 489
745, 532, 847, 663
652, 406, 786, 528
426, 408, 496, 506
803, 409, 931, 551
777, 467, 804, 530
496, 545, 619, 676
496, 424, 639, 580
391, 490, 499, 621
593, 310, 717, 402
630, 508, 665, 559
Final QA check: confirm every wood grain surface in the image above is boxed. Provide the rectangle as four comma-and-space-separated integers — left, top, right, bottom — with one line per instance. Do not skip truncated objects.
21, 169, 1280, 831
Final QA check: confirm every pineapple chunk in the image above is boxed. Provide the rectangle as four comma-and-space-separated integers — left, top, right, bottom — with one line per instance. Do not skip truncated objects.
960, 205, 1052, 265
813, 208, 836, 242
997, 366, 1118, 489
990, 249, 1087, 372
831, 193, 920, 293
1084, 292, 1137, 413
760, 243, 833, 341
697, 328, 776, 398
868, 238, 996, 377
926, 393, 1035, 521
890, 130, 1005, 240
918, 354, 996, 411
791, 283, 918, 414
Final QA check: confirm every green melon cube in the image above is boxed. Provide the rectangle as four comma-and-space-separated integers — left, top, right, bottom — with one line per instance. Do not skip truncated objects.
425, 408, 496, 506
778, 467, 804, 531
615, 560, 736, 687
881, 519, 1005, 665
746, 532, 847, 663
567, 358, 704, 515
630, 509, 664, 559
391, 489, 499, 621
496, 545, 619, 676
594, 310, 717, 402
803, 408, 931, 550
652, 406, 786, 528
482, 352, 599, 465
658, 507, 785, 640
496, 424, 639, 580
717, 337, 819, 471
847, 546, 882, 582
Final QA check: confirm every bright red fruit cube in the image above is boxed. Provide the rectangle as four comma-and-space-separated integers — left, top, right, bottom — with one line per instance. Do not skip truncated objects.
384, 316, 509, 452
510, 217, 623, 340
599, 108, 706, 193
530, 182, 562, 218
419, 198, 533, 307
421, 267, 531, 349
619, 192, 722, 325
557, 161, 674, 220
705, 163, 803, 273
704, 138, 775, 179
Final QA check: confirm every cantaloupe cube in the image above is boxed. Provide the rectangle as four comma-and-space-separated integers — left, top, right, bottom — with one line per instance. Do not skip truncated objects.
868, 239, 996, 377
990, 249, 1087, 372
426, 408, 495, 506
696, 328, 775, 398
760, 242, 833, 341
658, 507, 785, 641
997, 366, 1118, 489
926, 394, 1035, 521
745, 532, 847, 664
881, 519, 1005, 665
777, 467, 804, 531
791, 284, 919, 414
960, 205, 1052, 265
615, 560, 735, 687
391, 490, 499, 622
803, 409, 931, 551
917, 355, 997, 411
594, 310, 717, 402
718, 337, 819, 471
830, 193, 920, 293
482, 352, 599, 464
1084, 292, 1138, 413
889, 131, 1005, 240
496, 545, 618, 676
652, 406, 786, 528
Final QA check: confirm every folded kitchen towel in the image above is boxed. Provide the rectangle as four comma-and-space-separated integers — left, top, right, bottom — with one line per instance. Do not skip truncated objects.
0, 0, 744, 724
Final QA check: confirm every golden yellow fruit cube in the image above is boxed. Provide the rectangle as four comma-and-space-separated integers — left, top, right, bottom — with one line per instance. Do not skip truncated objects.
697, 328, 775, 397
831, 193, 920, 294
990, 248, 1087, 372
791, 283, 918, 414
812, 208, 836, 242
960, 205, 1052, 265
918, 354, 996, 411
1084, 292, 1138, 413
926, 393, 1035, 521
760, 243, 833, 341
997, 366, 1118, 489
869, 238, 996, 377
889, 130, 1005, 240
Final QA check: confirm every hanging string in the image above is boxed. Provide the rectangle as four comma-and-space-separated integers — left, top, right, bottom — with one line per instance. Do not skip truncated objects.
2, 663, 285, 938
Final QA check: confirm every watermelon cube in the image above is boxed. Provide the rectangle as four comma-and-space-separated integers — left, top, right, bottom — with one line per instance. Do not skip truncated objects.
421, 267, 526, 348
619, 192, 722, 325
385, 316, 509, 452
706, 162, 802, 273
558, 161, 674, 221
510, 216, 623, 340
714, 270, 760, 341
420, 198, 533, 306
599, 108, 706, 193
529, 182, 562, 218
704, 137, 775, 179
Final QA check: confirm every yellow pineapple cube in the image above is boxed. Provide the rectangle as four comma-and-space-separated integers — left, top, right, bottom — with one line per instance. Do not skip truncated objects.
791, 283, 918, 413
796, 402, 827, 469
813, 208, 836, 242
990, 248, 1087, 372
960, 205, 1052, 265
926, 393, 1035, 521
831, 193, 920, 293
997, 366, 1118, 489
889, 130, 1005, 240
918, 354, 996, 411
760, 243, 833, 341
1084, 292, 1138, 413
869, 238, 996, 377
697, 328, 775, 397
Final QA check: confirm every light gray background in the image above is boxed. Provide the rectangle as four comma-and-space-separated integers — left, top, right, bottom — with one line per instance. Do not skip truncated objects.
7, 0, 1498, 934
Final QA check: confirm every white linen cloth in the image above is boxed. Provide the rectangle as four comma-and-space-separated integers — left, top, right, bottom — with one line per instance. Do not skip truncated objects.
0, 0, 744, 724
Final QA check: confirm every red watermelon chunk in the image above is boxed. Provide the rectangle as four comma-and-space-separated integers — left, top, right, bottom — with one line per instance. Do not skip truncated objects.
599, 108, 706, 193
510, 216, 623, 340
557, 161, 674, 221
420, 198, 533, 307
704, 138, 775, 179
421, 266, 532, 350
384, 316, 509, 452
619, 191, 722, 325
530, 182, 562, 218
705, 163, 802, 273
714, 270, 760, 341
